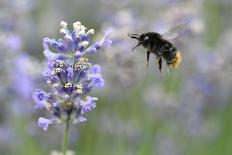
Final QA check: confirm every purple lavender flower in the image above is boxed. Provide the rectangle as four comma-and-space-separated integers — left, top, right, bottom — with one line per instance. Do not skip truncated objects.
33, 21, 111, 131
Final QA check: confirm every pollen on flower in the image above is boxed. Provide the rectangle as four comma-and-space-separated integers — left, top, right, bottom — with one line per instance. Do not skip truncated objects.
75, 57, 92, 70
55, 68, 62, 73
76, 83, 83, 94
79, 57, 88, 63
65, 83, 72, 88
53, 83, 60, 87
47, 80, 52, 85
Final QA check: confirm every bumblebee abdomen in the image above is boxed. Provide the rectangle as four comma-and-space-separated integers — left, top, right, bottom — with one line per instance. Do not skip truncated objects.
161, 42, 181, 68
162, 42, 176, 60
168, 51, 182, 68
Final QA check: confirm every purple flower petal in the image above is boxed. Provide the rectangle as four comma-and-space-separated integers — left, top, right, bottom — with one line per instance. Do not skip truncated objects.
67, 67, 74, 81
80, 96, 98, 113
32, 89, 47, 109
73, 116, 87, 124
74, 51, 82, 59
43, 37, 66, 52
78, 116, 87, 123
92, 77, 104, 88
7, 34, 22, 50
85, 44, 97, 54
88, 74, 104, 88
42, 37, 51, 50
57, 53, 68, 60
43, 49, 57, 60
88, 65, 101, 74
38, 117, 55, 131
99, 28, 113, 47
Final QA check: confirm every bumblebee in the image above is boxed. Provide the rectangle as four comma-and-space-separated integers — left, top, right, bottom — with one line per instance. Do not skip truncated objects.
128, 25, 183, 73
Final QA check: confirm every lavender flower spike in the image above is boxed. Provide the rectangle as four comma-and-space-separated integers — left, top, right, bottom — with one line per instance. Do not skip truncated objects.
33, 21, 112, 130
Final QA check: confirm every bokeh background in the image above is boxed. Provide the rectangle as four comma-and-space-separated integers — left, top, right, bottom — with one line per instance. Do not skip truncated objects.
1, 0, 232, 155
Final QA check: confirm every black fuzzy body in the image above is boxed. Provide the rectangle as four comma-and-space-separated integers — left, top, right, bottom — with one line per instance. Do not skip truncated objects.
140, 32, 177, 65
128, 31, 180, 72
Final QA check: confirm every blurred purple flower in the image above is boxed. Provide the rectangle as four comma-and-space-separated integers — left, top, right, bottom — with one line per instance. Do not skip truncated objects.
192, 75, 215, 96
13, 54, 34, 99
6, 34, 22, 50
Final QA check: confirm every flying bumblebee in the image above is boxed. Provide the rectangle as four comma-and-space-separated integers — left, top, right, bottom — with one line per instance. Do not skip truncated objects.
128, 24, 184, 73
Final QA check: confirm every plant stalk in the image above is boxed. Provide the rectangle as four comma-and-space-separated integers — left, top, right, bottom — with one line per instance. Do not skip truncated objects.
62, 120, 70, 155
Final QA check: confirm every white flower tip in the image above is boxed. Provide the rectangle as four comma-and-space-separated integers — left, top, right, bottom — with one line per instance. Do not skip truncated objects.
73, 21, 81, 27
74, 27, 81, 32
73, 23, 81, 32
60, 21, 68, 28
87, 29, 95, 35
60, 28, 67, 34
73, 21, 88, 35
78, 29, 86, 35
78, 30, 84, 35
81, 41, 89, 47
81, 25, 87, 30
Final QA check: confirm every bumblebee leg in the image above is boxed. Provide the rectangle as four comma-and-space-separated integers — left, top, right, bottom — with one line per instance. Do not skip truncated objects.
155, 55, 162, 74
156, 55, 162, 73
147, 51, 150, 68
158, 57, 162, 73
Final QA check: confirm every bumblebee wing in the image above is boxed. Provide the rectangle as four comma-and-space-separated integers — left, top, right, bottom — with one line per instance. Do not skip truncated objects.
161, 23, 188, 40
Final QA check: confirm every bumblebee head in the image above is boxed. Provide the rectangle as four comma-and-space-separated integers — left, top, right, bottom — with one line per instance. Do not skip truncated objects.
128, 33, 142, 52
128, 33, 150, 51
139, 34, 150, 48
